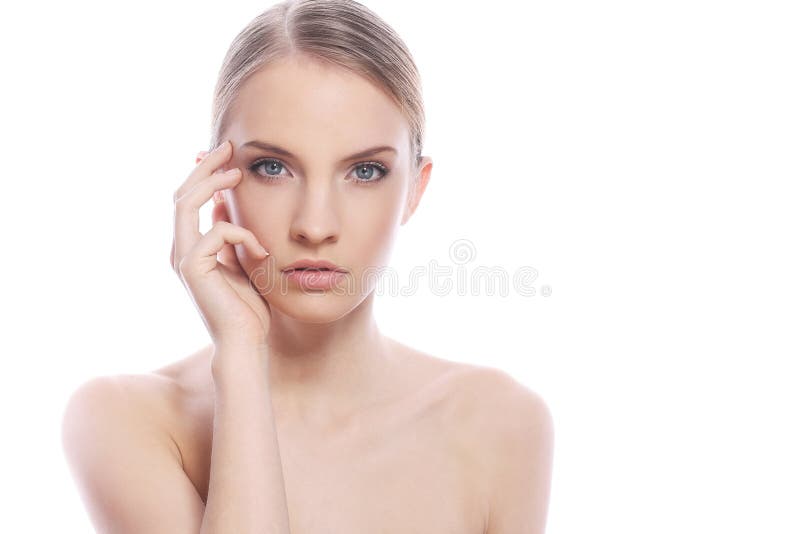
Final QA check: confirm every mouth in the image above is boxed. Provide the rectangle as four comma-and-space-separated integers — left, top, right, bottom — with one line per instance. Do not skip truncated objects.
284, 267, 347, 273
282, 267, 347, 289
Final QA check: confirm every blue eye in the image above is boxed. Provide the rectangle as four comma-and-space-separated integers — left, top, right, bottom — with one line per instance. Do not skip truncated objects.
250, 158, 288, 179
248, 158, 390, 185
351, 162, 389, 183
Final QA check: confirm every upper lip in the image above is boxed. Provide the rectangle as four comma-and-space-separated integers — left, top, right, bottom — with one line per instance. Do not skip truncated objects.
282, 259, 347, 273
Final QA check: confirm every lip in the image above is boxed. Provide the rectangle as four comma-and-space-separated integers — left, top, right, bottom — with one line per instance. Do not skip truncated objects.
283, 269, 347, 290
281, 258, 347, 273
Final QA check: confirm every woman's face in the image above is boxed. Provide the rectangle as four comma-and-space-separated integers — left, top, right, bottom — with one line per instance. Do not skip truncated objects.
219, 54, 432, 322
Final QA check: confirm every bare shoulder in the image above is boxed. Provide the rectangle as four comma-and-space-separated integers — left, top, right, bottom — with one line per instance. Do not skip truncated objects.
62, 371, 183, 458
61, 372, 207, 533
383, 338, 553, 431
452, 364, 553, 428
62, 372, 174, 419
449, 365, 554, 533
447, 363, 554, 476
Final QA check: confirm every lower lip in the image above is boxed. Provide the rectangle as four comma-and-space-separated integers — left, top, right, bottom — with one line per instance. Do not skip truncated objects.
283, 269, 347, 289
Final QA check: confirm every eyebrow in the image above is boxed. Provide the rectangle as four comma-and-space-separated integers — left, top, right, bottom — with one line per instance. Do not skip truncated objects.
240, 140, 397, 162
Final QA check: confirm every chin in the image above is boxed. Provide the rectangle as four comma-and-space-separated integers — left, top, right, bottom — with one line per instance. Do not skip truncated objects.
266, 291, 367, 324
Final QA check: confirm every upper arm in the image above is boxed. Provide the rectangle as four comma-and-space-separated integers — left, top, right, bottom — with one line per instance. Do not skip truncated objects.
61, 375, 206, 534
473, 369, 555, 534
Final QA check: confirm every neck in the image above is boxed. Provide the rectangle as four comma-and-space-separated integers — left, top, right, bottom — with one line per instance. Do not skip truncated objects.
264, 292, 395, 422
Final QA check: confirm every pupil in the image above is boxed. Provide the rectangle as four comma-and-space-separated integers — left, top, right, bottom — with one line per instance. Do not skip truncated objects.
358, 165, 372, 179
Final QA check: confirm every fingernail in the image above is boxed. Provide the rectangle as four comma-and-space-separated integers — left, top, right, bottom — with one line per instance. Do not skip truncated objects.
214, 140, 229, 152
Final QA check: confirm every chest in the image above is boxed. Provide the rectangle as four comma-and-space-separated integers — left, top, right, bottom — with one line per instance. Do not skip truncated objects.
175, 392, 487, 534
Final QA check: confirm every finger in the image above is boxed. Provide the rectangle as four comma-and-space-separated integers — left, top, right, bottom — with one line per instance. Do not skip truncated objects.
173, 140, 233, 202
196, 151, 226, 175
211, 197, 239, 269
170, 147, 223, 271
181, 221, 268, 278
173, 167, 243, 267
212, 189, 224, 204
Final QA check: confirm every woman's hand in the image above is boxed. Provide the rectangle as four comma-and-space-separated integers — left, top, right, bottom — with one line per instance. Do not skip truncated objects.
170, 140, 272, 352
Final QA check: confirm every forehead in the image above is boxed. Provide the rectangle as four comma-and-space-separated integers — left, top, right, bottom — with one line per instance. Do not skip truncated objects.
227, 55, 409, 157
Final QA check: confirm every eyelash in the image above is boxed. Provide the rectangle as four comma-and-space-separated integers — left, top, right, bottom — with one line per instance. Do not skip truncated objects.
247, 157, 390, 185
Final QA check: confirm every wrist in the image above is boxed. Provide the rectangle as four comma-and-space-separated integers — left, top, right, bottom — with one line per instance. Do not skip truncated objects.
211, 343, 270, 382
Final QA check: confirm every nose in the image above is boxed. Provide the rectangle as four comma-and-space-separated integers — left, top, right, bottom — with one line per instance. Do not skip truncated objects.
288, 184, 341, 245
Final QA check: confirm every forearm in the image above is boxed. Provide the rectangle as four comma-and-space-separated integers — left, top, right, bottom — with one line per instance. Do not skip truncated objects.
200, 345, 291, 534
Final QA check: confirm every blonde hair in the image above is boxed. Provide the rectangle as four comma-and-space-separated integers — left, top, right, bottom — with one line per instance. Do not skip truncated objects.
208, 0, 426, 173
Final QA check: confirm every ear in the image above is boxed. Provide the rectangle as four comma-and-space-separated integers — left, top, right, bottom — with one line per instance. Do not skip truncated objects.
401, 156, 433, 226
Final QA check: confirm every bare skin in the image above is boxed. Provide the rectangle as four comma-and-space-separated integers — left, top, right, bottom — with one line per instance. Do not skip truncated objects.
155, 54, 548, 531
147, 338, 493, 533
61, 53, 551, 533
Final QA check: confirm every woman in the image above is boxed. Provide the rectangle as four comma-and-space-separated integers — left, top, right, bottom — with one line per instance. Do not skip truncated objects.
61, 1, 554, 532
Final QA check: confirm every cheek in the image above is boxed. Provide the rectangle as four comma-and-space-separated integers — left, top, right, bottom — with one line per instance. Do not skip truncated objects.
227, 188, 287, 234
224, 190, 289, 277
344, 191, 404, 267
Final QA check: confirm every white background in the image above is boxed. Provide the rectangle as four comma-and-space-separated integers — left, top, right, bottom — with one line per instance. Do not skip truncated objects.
1, 0, 798, 532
